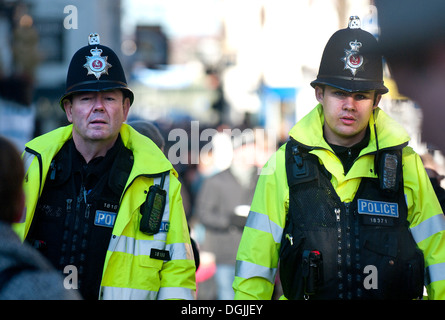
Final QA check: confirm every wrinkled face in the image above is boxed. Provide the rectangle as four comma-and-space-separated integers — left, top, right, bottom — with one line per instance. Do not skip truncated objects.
63, 89, 130, 146
316, 85, 381, 147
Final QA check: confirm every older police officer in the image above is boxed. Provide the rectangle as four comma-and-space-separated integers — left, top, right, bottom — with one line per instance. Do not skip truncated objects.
14, 34, 196, 300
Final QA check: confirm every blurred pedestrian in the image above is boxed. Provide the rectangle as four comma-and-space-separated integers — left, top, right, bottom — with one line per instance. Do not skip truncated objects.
195, 131, 258, 299
0, 135, 80, 300
234, 16, 445, 300
376, 0, 445, 153
421, 153, 445, 214
13, 33, 196, 300
127, 119, 165, 151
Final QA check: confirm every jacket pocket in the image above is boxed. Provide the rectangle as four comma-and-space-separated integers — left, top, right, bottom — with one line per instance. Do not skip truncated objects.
362, 231, 424, 299
136, 253, 164, 291
279, 222, 306, 299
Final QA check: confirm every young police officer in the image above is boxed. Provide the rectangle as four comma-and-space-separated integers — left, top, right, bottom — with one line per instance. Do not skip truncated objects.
233, 17, 445, 300
14, 34, 196, 300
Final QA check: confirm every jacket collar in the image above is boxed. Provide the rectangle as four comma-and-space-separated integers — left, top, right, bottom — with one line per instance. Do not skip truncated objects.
120, 123, 173, 176
288, 103, 410, 153
25, 123, 173, 177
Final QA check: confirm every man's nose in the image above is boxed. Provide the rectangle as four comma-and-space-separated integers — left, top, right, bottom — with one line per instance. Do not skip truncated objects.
92, 94, 105, 111
342, 96, 356, 110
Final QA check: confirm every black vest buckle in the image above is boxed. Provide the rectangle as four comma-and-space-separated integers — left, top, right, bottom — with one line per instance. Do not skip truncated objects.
286, 141, 320, 187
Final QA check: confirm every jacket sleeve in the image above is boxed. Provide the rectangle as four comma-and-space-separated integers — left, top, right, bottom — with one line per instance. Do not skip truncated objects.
13, 150, 43, 240
403, 148, 445, 300
157, 170, 197, 300
233, 148, 287, 299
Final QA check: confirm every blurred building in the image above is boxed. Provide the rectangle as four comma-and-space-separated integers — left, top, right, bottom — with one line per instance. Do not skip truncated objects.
0, 0, 124, 146
0, 0, 37, 148
29, 0, 122, 135
0, 0, 438, 173
220, 0, 380, 138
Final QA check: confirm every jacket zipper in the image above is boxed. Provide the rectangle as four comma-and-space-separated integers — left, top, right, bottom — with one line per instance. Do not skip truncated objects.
344, 202, 353, 299
336, 202, 355, 299
335, 207, 342, 298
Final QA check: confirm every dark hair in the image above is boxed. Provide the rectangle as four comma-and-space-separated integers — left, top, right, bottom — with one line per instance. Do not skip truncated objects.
0, 136, 25, 223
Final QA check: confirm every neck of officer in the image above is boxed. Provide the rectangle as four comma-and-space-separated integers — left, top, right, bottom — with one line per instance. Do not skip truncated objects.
72, 134, 118, 164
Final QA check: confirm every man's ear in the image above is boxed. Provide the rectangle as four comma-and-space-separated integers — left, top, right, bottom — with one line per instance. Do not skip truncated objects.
315, 86, 324, 104
373, 94, 382, 109
63, 99, 74, 123
122, 97, 131, 121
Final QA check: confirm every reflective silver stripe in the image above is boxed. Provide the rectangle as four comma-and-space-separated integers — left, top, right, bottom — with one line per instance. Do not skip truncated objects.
109, 235, 166, 255
18, 207, 27, 223
157, 287, 196, 300
109, 236, 192, 261
101, 286, 158, 300
410, 214, 445, 243
166, 242, 194, 261
20, 152, 36, 224
245, 210, 283, 243
22, 151, 35, 174
235, 260, 277, 284
425, 262, 445, 286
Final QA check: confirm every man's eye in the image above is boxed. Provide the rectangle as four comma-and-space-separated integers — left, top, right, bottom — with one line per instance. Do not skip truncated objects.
334, 91, 346, 97
355, 94, 370, 100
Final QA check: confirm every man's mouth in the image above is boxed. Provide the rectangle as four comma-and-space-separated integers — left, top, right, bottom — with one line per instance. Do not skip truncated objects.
90, 119, 107, 124
340, 116, 356, 125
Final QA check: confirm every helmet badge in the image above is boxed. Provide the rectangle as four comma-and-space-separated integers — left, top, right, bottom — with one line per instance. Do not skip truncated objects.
341, 16, 365, 76
348, 16, 361, 29
342, 40, 364, 76
83, 33, 112, 79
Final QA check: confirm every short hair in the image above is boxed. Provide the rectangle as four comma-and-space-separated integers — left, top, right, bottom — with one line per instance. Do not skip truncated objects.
0, 136, 25, 223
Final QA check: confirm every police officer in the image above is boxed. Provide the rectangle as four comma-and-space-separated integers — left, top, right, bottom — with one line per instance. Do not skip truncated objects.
233, 17, 445, 300
14, 34, 196, 300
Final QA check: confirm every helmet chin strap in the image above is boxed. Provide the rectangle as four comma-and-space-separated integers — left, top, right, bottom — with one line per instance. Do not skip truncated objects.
373, 108, 380, 175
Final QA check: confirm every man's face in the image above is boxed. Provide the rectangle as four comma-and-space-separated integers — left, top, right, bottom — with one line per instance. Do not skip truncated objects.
63, 89, 130, 146
316, 86, 381, 147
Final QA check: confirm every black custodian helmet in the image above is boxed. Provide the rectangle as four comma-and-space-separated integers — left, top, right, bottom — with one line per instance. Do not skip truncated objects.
59, 33, 134, 109
311, 16, 388, 94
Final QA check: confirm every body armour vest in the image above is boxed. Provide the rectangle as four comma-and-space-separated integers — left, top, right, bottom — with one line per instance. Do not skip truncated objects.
26, 137, 133, 299
279, 138, 424, 300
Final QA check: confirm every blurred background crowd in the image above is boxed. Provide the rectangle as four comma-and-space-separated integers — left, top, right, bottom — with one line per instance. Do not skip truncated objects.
0, 0, 443, 299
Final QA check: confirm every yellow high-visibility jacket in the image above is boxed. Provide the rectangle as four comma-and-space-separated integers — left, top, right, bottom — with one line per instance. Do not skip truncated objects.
14, 124, 196, 300
233, 104, 445, 300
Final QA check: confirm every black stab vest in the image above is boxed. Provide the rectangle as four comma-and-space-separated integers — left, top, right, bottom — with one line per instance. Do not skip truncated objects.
26, 137, 133, 299
279, 138, 424, 300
